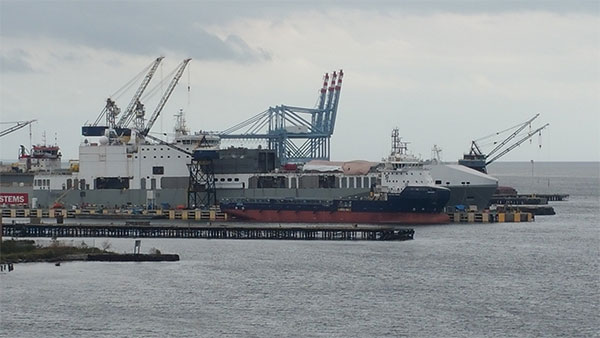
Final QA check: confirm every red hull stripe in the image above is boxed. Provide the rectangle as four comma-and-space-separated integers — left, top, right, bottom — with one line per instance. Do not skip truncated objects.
225, 209, 449, 225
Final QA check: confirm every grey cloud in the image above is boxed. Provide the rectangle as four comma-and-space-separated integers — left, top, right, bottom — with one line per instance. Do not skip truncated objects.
0, 50, 33, 73
0, 1, 594, 63
224, 34, 273, 63
0, 2, 271, 62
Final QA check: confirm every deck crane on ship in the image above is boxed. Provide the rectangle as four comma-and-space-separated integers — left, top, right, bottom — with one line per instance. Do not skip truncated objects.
82, 57, 164, 138
459, 113, 549, 173
137, 58, 191, 139
116, 57, 165, 130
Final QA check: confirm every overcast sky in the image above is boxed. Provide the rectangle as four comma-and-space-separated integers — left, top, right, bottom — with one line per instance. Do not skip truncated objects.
1, 1, 598, 163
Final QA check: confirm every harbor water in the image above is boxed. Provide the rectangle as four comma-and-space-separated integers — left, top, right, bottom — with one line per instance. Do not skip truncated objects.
1, 162, 598, 337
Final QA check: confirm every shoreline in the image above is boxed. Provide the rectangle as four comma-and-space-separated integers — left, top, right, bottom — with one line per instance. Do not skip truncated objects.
0, 239, 179, 264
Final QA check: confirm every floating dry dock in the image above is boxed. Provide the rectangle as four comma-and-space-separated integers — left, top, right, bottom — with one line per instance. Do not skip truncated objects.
1, 224, 415, 241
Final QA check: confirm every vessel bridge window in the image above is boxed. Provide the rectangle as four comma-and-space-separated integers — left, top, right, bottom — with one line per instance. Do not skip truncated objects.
153, 166, 164, 175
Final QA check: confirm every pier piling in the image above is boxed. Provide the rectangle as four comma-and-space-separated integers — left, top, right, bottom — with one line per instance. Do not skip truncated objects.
1, 224, 415, 241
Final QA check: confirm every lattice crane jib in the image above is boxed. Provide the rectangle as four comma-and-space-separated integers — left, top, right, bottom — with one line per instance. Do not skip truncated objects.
141, 58, 192, 137
116, 57, 165, 128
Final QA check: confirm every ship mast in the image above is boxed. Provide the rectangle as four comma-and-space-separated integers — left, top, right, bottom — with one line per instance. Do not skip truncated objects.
174, 109, 189, 138
390, 127, 408, 156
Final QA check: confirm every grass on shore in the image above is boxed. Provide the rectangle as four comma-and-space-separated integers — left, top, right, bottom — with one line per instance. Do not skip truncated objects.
1, 239, 110, 264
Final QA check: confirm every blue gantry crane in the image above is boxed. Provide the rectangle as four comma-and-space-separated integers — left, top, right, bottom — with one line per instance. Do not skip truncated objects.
218, 70, 344, 164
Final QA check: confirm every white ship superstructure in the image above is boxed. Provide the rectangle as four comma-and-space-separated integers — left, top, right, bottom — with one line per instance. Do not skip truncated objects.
379, 129, 436, 195
34, 130, 219, 191
31, 125, 497, 210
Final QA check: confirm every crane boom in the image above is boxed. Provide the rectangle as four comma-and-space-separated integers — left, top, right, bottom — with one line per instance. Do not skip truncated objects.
117, 56, 165, 128
0, 120, 36, 138
485, 123, 549, 165
141, 58, 191, 136
486, 113, 540, 158
328, 69, 343, 133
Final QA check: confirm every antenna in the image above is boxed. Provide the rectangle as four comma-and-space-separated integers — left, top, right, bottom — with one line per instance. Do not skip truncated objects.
432, 145, 442, 162
29, 123, 33, 150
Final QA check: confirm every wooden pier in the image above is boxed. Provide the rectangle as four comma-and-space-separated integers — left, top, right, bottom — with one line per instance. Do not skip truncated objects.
1, 208, 228, 221
1, 224, 415, 241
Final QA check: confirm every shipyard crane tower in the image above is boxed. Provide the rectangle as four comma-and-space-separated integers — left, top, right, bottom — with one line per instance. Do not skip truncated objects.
460, 113, 549, 172
83, 57, 164, 138
218, 69, 344, 164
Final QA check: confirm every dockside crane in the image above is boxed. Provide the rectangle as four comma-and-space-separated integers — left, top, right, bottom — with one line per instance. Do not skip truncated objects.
327, 69, 343, 134
138, 58, 191, 137
313, 73, 329, 132
0, 120, 36, 138
484, 123, 549, 165
218, 69, 344, 164
83, 57, 164, 137
116, 56, 164, 129
459, 114, 549, 172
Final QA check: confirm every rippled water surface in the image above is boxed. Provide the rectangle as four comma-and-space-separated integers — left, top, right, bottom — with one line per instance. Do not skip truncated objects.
1, 162, 598, 337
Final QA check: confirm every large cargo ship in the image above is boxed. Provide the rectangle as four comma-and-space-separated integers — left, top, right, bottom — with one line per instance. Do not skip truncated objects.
221, 186, 450, 224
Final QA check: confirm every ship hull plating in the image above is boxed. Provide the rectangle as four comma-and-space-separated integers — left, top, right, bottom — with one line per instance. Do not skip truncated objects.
221, 186, 451, 225
224, 209, 450, 224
